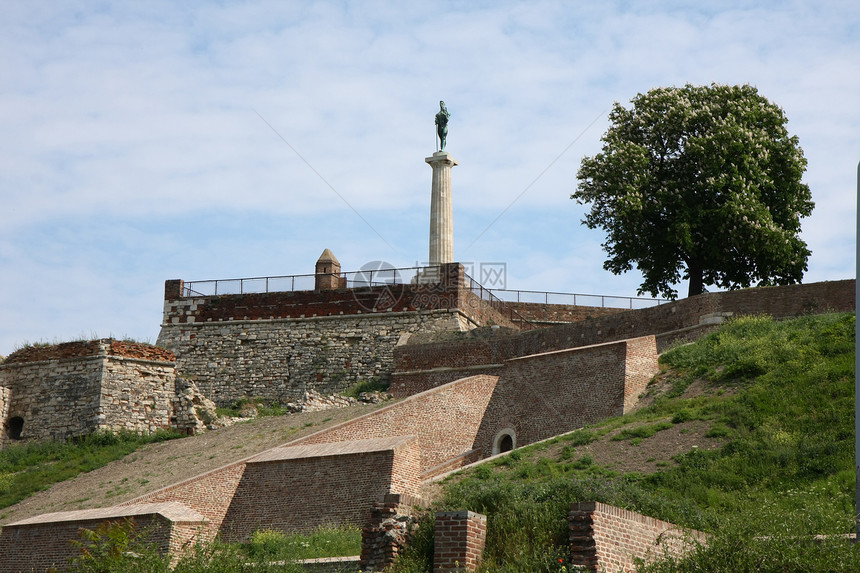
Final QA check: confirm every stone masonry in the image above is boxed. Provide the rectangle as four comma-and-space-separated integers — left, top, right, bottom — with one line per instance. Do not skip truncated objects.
0, 340, 178, 444
156, 262, 527, 407
157, 309, 465, 408
0, 340, 221, 446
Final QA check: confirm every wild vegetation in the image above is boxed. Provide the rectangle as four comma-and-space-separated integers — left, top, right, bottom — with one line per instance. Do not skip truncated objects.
67, 520, 360, 572
0, 429, 183, 515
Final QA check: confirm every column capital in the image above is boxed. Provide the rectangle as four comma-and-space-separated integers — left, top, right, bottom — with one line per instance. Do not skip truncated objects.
425, 151, 459, 167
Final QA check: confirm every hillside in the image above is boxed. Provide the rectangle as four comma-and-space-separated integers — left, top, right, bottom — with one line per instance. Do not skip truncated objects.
406, 312, 858, 572
0, 404, 388, 526
1, 312, 856, 572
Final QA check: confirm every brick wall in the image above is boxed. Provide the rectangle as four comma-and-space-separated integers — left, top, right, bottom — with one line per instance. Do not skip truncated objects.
472, 337, 658, 457
360, 493, 425, 572
120, 461, 246, 537
433, 511, 487, 572
0, 503, 206, 573
394, 280, 855, 379
569, 502, 705, 573
505, 301, 626, 324
292, 375, 500, 473
220, 437, 422, 540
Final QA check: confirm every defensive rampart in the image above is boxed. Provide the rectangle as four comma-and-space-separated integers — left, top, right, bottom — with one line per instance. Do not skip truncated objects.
0, 340, 177, 444
0, 503, 206, 573
392, 279, 855, 397
157, 263, 527, 407
103, 337, 657, 544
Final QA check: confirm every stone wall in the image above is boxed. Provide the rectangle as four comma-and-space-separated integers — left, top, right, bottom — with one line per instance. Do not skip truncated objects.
157, 263, 533, 408
0, 340, 177, 444
0, 385, 9, 442
158, 309, 466, 408
1, 354, 103, 443
569, 502, 705, 573
0, 502, 206, 573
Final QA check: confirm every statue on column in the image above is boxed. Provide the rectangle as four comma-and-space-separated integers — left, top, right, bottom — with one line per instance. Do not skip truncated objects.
435, 101, 450, 151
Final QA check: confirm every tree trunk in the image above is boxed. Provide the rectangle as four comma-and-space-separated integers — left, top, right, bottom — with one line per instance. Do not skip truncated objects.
687, 264, 704, 297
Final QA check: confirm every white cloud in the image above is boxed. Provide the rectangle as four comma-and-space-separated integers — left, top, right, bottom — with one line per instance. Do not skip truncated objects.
1, 0, 858, 354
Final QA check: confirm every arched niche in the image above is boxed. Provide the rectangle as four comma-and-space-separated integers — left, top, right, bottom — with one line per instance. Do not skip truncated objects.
8, 416, 24, 440
492, 428, 516, 455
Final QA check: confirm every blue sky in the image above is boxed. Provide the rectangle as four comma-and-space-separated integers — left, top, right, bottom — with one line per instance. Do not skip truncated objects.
1, 1, 858, 355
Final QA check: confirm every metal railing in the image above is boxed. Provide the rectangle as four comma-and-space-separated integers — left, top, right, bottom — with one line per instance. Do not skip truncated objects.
463, 273, 536, 329
182, 266, 432, 297
488, 288, 667, 309
181, 270, 664, 312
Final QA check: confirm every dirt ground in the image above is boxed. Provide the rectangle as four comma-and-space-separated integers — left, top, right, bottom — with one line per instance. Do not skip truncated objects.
0, 404, 385, 526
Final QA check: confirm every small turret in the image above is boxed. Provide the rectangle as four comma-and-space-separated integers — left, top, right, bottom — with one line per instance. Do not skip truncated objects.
315, 249, 345, 290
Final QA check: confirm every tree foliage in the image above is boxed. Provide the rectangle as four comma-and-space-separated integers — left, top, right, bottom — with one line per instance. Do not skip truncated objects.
573, 83, 813, 298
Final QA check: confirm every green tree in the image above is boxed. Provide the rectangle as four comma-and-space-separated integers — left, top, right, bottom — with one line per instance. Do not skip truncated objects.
572, 83, 813, 298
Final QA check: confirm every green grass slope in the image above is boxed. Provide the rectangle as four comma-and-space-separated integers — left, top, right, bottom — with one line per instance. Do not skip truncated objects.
395, 313, 859, 573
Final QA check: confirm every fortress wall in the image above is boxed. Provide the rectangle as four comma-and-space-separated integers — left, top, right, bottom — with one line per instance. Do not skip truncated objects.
390, 364, 505, 397
157, 263, 527, 408
220, 437, 421, 540
120, 461, 246, 537
1, 356, 104, 442
157, 310, 466, 407
472, 337, 658, 457
394, 280, 855, 376
0, 340, 176, 445
505, 301, 627, 324
0, 505, 206, 573
163, 283, 459, 324
292, 375, 500, 473
569, 502, 705, 573
99, 357, 176, 434
0, 349, 176, 444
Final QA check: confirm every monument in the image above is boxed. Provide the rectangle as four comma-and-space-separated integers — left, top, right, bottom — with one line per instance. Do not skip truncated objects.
426, 101, 458, 267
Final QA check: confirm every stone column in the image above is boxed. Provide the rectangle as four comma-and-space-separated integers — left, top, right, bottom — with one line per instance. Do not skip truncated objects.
426, 151, 458, 266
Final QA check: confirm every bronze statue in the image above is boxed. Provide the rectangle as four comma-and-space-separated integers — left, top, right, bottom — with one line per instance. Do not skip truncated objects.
435, 101, 450, 151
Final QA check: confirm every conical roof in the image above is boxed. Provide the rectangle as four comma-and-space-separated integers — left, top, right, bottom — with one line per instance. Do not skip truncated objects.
316, 248, 340, 265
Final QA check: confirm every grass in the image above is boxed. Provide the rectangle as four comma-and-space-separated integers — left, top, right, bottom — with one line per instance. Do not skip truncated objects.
215, 397, 291, 418
65, 520, 360, 572
341, 378, 390, 399
0, 429, 184, 512
391, 312, 859, 572
243, 525, 361, 560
